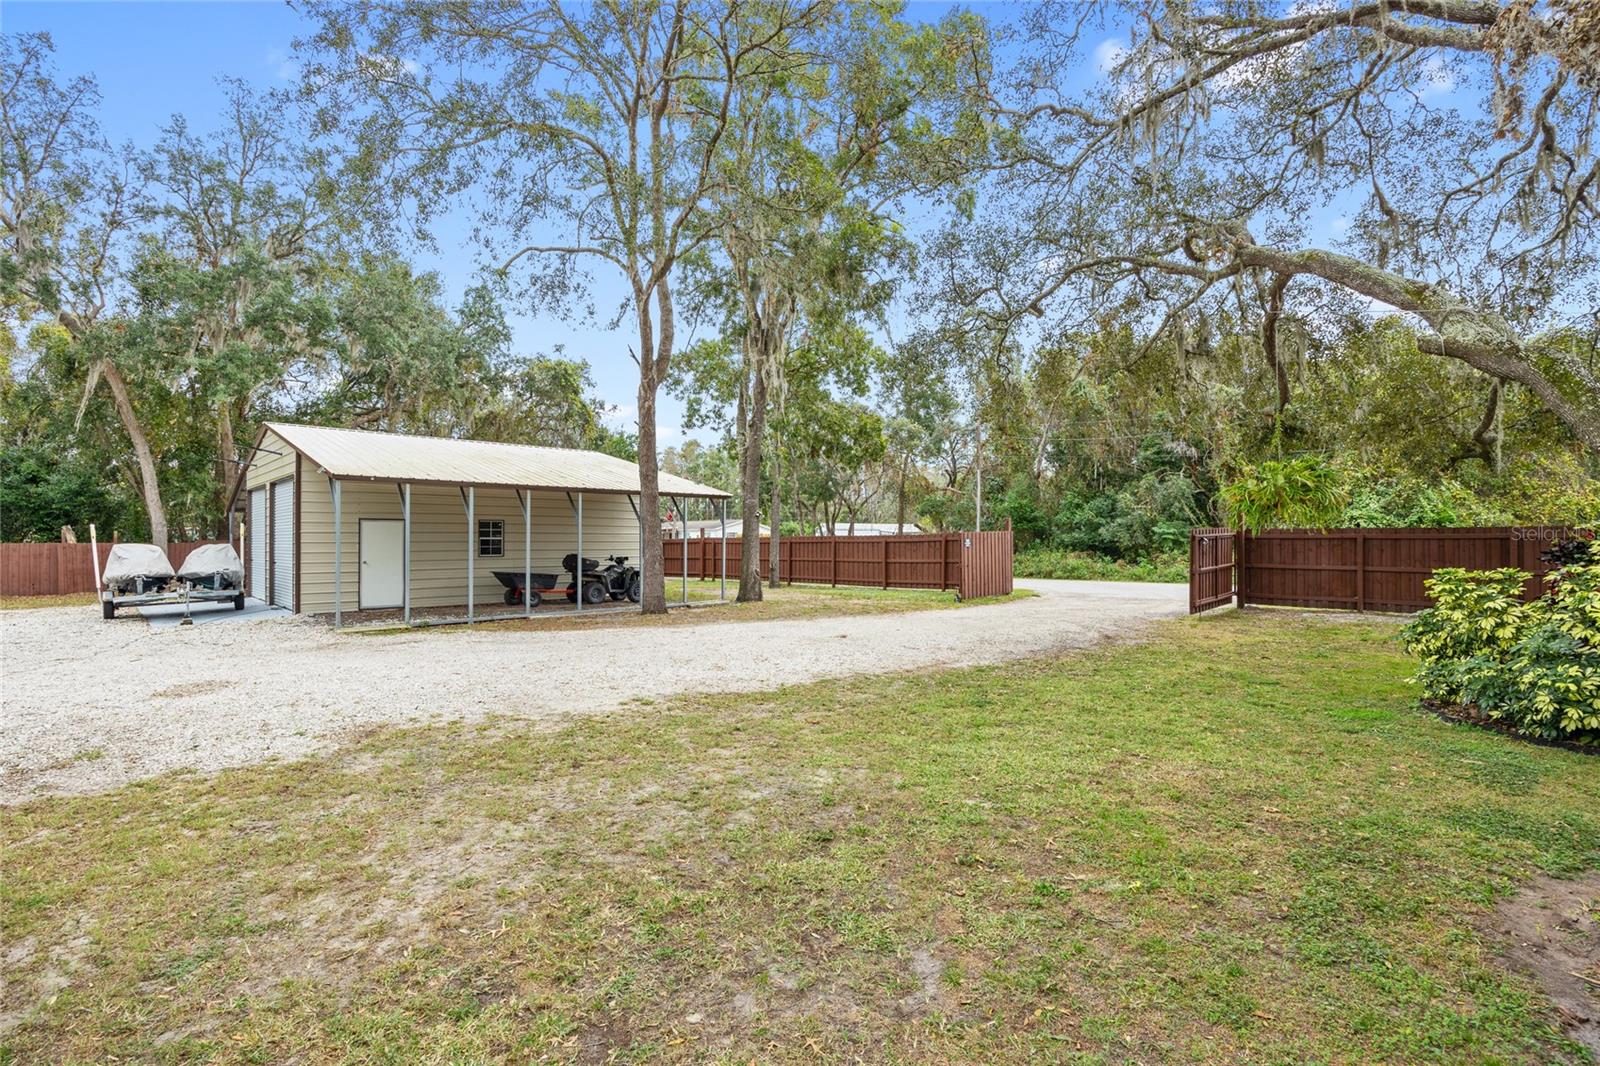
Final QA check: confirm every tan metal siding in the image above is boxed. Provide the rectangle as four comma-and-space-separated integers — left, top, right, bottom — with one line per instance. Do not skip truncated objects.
244, 430, 296, 492
298, 479, 641, 615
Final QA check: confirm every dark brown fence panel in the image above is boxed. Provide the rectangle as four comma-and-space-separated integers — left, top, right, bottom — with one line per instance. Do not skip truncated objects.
0, 541, 226, 597
1222, 526, 1583, 614
1188, 528, 1236, 613
661, 531, 1009, 595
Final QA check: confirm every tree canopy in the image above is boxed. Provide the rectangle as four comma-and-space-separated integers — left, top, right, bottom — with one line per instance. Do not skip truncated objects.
3, 2, 1596, 564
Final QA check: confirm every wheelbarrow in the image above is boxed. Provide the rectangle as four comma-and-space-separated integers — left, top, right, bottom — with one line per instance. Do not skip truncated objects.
493, 570, 559, 607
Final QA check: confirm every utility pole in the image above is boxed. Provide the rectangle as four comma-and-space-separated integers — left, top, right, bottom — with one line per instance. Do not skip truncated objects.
973, 415, 983, 532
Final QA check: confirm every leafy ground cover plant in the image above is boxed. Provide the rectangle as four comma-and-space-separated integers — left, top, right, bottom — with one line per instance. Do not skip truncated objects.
1403, 548, 1600, 744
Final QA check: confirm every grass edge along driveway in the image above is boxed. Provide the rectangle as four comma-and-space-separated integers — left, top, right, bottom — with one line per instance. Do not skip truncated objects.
3, 611, 1596, 1063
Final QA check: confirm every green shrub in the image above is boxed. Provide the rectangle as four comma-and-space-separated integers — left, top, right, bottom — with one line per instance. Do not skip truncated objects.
1338, 471, 1511, 528
1401, 564, 1600, 743
1014, 548, 1189, 583
1221, 457, 1349, 534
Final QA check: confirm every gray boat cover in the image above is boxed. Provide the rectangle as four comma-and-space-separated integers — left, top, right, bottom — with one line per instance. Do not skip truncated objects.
177, 543, 244, 582
102, 543, 175, 584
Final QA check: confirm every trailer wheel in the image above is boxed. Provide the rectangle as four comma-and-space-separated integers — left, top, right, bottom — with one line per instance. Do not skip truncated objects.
233, 593, 246, 611
102, 598, 115, 620
526, 590, 543, 609
503, 586, 521, 606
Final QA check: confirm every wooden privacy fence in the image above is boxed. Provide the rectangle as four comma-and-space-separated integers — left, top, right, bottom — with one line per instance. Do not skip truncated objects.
1188, 526, 1587, 614
0, 541, 227, 597
663, 530, 1014, 600
1189, 528, 1237, 613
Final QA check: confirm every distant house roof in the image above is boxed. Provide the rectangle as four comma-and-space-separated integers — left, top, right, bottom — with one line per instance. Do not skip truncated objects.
257, 422, 730, 499
822, 522, 923, 536
664, 517, 768, 537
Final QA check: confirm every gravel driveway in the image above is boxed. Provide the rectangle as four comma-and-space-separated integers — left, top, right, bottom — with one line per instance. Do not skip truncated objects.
1, 579, 1186, 802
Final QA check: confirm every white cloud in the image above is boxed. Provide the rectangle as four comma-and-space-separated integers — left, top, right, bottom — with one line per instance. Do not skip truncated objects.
1420, 55, 1457, 97
265, 48, 297, 82
1093, 39, 1128, 74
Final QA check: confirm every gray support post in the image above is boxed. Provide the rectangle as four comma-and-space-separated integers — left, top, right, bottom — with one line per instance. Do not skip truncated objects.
575, 492, 584, 614
402, 482, 412, 626
522, 490, 532, 618
332, 478, 343, 629
466, 485, 475, 623
681, 498, 689, 604
719, 497, 727, 602
636, 494, 644, 602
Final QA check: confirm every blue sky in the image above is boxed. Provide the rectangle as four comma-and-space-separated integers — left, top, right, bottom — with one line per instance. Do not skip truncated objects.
5, 0, 985, 447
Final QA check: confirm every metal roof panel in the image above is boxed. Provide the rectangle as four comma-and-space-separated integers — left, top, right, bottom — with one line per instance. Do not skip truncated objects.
263, 423, 730, 498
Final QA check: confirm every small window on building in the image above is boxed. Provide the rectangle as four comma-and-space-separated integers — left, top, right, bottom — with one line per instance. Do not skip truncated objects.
478, 519, 504, 557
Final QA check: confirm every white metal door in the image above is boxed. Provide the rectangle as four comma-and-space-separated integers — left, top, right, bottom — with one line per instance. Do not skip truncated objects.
271, 479, 294, 609
359, 520, 403, 609
249, 488, 267, 598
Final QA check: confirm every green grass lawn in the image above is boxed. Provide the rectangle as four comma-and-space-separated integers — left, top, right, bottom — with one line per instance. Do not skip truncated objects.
4, 612, 1597, 1063
652, 578, 1033, 609
354, 580, 1035, 635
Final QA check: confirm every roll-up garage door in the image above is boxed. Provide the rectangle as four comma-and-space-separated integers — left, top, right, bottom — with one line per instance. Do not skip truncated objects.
249, 488, 267, 598
271, 479, 294, 609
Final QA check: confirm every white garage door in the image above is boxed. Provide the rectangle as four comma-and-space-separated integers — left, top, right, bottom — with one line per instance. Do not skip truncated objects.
271, 479, 294, 609
249, 488, 267, 598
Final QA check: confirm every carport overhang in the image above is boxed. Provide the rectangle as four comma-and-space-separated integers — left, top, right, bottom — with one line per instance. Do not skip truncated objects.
239, 423, 732, 630
330, 480, 729, 631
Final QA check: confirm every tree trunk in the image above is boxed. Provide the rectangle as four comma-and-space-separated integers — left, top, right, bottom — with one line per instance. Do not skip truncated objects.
737, 365, 766, 601
1261, 272, 1293, 416
216, 405, 241, 536
636, 296, 667, 614
100, 360, 169, 546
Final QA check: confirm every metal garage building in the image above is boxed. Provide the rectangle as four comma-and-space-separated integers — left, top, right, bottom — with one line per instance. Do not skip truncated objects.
230, 423, 730, 628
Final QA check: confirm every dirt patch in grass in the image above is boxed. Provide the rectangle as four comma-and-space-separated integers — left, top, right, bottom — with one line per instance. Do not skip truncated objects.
348, 582, 1036, 636
0, 593, 98, 611
1481, 871, 1600, 1055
